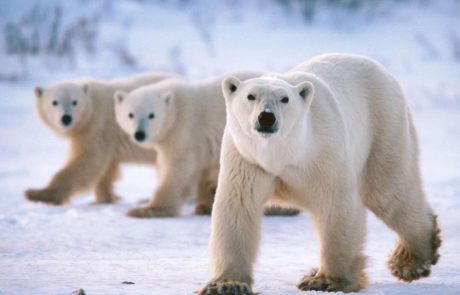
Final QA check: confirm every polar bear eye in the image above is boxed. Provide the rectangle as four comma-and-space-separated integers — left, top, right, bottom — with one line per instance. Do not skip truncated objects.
129, 113, 134, 119
148, 113, 155, 119
72, 100, 78, 106
52, 100, 58, 106
247, 94, 256, 101
281, 97, 289, 103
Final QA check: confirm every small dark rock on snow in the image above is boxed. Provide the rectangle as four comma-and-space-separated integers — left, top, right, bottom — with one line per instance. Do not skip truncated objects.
70, 288, 86, 295
122, 281, 135, 285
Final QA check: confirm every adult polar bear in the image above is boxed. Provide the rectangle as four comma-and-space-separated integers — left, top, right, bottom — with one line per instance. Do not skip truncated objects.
200, 54, 441, 294
25, 73, 175, 205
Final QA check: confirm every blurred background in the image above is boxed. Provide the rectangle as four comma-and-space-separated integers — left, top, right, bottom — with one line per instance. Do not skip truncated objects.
1, 0, 459, 108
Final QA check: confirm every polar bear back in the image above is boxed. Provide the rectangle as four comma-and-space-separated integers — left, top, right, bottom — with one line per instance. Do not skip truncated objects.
292, 54, 407, 122
287, 54, 411, 175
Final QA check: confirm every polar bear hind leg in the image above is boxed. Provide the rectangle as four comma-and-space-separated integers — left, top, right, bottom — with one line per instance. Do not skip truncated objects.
363, 122, 441, 282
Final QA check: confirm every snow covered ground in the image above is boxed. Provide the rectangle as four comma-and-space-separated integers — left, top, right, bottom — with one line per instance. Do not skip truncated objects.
1, 1, 460, 294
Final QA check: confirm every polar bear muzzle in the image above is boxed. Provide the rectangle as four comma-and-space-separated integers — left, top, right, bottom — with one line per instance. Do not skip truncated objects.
61, 114, 72, 126
256, 109, 277, 134
134, 130, 146, 142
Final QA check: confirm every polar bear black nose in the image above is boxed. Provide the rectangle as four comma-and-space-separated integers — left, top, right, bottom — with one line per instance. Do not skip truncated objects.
61, 115, 72, 126
134, 130, 146, 142
258, 111, 276, 127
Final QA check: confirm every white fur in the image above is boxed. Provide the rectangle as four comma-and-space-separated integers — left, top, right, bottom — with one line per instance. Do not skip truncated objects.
26, 72, 176, 205
114, 71, 263, 217
201, 54, 440, 293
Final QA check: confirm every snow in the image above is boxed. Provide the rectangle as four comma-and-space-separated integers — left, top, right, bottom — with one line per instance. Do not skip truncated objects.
1, 1, 460, 294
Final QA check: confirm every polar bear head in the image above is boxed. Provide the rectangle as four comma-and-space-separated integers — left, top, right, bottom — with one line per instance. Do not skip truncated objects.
222, 75, 314, 140
114, 86, 175, 148
34, 83, 93, 137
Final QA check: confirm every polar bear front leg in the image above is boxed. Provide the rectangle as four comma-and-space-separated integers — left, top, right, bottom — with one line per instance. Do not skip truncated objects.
25, 147, 111, 205
93, 161, 121, 204
297, 188, 367, 292
127, 156, 199, 218
200, 139, 275, 295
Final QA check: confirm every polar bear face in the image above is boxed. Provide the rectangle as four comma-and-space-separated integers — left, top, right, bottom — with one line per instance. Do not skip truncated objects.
222, 76, 314, 141
34, 83, 93, 136
114, 88, 175, 148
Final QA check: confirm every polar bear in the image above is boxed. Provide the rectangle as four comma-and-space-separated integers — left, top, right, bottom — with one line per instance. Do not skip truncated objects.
25, 72, 177, 205
200, 54, 442, 294
114, 71, 266, 217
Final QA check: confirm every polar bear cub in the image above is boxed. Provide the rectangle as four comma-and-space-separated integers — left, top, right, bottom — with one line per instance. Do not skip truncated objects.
200, 54, 441, 294
25, 72, 176, 205
114, 71, 263, 217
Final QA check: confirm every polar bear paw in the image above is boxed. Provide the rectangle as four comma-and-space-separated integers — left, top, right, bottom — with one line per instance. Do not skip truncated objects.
25, 188, 67, 205
388, 215, 441, 282
297, 269, 360, 292
199, 280, 253, 295
388, 252, 431, 282
92, 193, 120, 205
387, 243, 438, 282
126, 206, 176, 218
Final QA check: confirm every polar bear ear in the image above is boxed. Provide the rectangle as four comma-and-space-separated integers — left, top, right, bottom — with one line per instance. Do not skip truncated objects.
295, 81, 314, 108
114, 90, 127, 104
222, 75, 241, 99
162, 91, 174, 105
82, 83, 89, 94
34, 86, 44, 98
